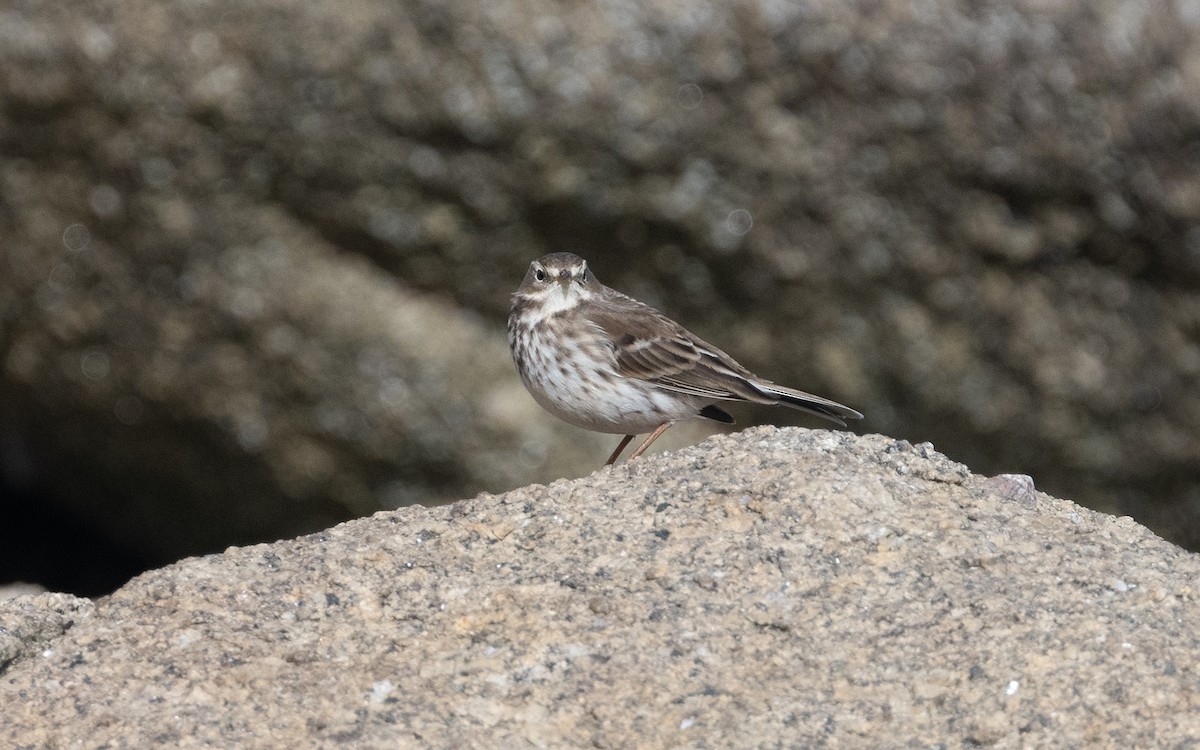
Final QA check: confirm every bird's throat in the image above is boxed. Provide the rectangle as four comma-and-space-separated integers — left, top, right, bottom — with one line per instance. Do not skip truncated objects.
522, 286, 583, 321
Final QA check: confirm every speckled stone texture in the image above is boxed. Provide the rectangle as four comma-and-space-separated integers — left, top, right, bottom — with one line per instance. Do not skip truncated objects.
2, 428, 1196, 747
3, 0, 1200, 591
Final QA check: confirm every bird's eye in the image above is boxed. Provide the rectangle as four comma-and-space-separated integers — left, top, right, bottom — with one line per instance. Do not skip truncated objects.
534, 268, 546, 282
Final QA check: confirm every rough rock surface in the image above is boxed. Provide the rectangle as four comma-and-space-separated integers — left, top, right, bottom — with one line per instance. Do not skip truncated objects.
4, 0, 1200, 592
3, 428, 1197, 748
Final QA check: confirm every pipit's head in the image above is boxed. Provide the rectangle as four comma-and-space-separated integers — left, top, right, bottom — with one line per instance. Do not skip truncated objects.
515, 252, 598, 312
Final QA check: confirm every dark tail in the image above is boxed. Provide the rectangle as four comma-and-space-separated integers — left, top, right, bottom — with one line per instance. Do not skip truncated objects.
757, 384, 863, 427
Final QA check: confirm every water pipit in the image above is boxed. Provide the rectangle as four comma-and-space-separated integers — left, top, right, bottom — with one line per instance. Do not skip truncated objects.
508, 252, 862, 464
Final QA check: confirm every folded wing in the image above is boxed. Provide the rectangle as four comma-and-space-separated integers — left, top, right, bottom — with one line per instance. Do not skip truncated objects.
590, 292, 862, 426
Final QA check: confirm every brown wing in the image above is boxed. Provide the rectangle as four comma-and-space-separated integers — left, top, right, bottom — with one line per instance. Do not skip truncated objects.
588, 291, 777, 404
588, 289, 863, 426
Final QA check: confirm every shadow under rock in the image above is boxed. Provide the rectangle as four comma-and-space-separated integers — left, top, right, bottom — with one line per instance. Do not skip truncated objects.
0, 482, 151, 598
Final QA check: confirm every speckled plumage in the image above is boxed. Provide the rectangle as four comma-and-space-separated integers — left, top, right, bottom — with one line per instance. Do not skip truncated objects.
507, 252, 862, 464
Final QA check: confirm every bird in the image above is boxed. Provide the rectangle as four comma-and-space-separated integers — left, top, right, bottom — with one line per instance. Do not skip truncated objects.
507, 252, 863, 465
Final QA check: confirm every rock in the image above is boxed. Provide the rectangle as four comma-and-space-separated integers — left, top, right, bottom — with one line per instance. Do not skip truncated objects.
3, 428, 1197, 747
0, 198, 614, 564
0, 592, 92, 675
0, 582, 46, 602
2, 0, 1199, 591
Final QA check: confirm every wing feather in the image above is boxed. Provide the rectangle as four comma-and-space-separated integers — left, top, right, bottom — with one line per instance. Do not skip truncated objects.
586, 288, 862, 426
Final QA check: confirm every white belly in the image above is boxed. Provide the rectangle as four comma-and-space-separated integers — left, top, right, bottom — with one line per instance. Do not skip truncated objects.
510, 321, 699, 435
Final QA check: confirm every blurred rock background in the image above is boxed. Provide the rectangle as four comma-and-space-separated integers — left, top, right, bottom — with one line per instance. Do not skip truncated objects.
1, 0, 1198, 594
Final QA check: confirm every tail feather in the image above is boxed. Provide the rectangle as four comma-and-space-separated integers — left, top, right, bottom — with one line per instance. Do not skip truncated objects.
754, 383, 863, 427
699, 404, 735, 424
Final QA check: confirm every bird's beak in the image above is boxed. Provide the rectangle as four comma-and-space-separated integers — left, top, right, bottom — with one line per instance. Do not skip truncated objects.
555, 269, 572, 291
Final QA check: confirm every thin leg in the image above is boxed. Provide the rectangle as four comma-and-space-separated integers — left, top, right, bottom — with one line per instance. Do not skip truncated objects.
606, 434, 636, 465
626, 422, 673, 461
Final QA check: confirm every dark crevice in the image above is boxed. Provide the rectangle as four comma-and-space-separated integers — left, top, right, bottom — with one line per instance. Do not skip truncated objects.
0, 482, 151, 598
